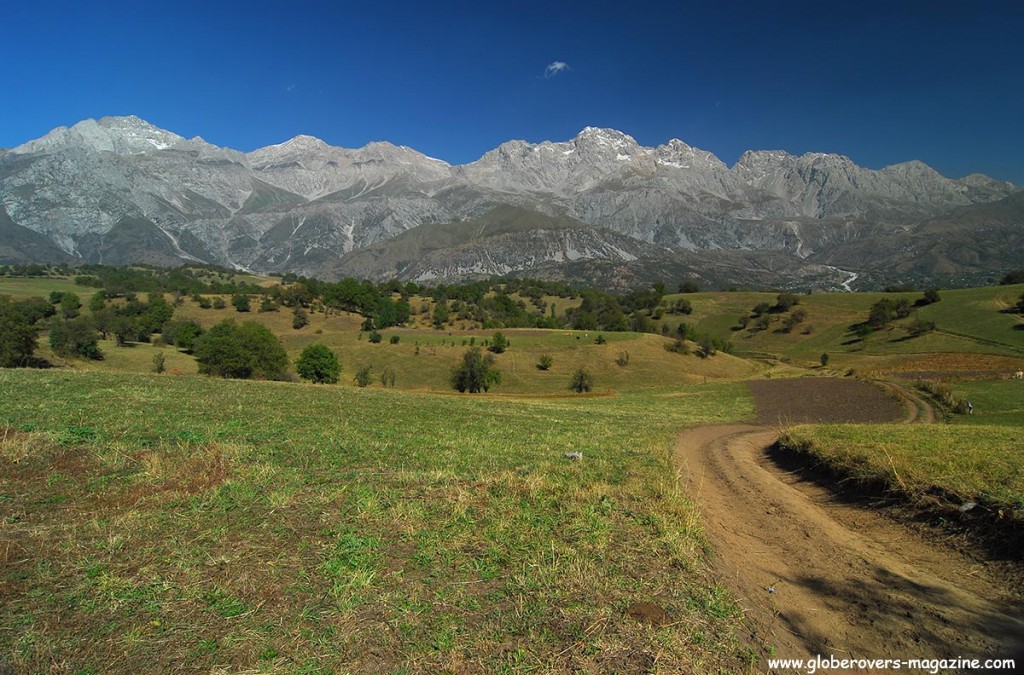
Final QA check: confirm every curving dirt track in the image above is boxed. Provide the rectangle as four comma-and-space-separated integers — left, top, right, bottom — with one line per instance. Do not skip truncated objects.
676, 378, 1024, 670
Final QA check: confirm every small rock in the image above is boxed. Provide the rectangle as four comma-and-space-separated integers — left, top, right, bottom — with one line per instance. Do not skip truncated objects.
958, 501, 977, 513
563, 451, 583, 461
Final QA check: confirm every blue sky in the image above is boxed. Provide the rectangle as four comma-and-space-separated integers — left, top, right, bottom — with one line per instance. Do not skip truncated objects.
3, 0, 1023, 183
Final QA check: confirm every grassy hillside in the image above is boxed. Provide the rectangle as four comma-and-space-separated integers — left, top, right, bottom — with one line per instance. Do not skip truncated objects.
663, 284, 1024, 372
0, 370, 755, 672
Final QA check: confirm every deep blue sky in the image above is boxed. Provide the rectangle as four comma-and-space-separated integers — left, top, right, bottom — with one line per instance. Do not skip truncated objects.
3, 0, 1023, 183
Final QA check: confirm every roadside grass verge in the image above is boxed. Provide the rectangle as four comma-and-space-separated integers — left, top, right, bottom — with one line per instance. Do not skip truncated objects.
0, 369, 755, 673
778, 424, 1024, 521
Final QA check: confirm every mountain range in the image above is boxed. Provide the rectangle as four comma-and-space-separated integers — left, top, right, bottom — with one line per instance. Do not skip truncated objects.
1, 115, 1020, 290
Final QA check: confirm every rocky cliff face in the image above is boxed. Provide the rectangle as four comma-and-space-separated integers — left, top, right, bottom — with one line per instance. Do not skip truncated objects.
1, 115, 1018, 288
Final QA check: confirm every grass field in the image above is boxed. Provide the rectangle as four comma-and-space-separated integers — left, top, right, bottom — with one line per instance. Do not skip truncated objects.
0, 370, 756, 673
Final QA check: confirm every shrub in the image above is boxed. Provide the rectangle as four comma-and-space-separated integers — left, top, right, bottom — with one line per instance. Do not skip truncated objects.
259, 298, 278, 312
537, 354, 553, 371
678, 281, 700, 293
292, 307, 309, 329
354, 365, 372, 387
451, 347, 501, 393
773, 293, 799, 312
665, 338, 689, 354
390, 334, 401, 345
212, 297, 226, 310
153, 351, 165, 374
488, 331, 508, 353
820, 353, 830, 367
595, 334, 606, 345
615, 350, 630, 366
380, 367, 396, 388
906, 318, 936, 337
368, 330, 382, 344
231, 294, 251, 312
569, 368, 593, 393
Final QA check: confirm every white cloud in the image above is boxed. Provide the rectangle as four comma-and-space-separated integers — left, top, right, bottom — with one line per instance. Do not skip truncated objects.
544, 61, 570, 78
286, 84, 296, 93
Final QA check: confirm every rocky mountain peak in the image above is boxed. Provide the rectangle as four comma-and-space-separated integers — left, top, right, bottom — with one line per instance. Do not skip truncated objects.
11, 116, 185, 156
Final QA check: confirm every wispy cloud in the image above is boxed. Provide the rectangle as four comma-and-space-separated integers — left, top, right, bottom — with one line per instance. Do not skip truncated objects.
543, 61, 570, 78
286, 83, 296, 93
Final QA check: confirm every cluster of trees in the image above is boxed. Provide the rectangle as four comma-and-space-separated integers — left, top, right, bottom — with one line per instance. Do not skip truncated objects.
72, 263, 264, 296
857, 289, 941, 338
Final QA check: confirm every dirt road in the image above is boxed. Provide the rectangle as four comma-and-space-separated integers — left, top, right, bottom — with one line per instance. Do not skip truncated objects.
676, 378, 1024, 669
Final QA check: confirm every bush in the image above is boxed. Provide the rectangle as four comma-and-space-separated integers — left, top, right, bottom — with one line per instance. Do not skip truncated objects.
259, 298, 278, 313
368, 330, 382, 344
569, 368, 593, 393
665, 338, 689, 354
1000, 269, 1024, 285
772, 293, 799, 313
820, 353, 829, 367
595, 334, 606, 345
354, 365, 372, 387
390, 334, 401, 345
615, 350, 630, 366
537, 354, 554, 371
152, 351, 165, 374
295, 343, 341, 384
380, 367, 396, 388
678, 281, 700, 293
906, 318, 936, 337
194, 320, 288, 380
488, 331, 508, 353
231, 294, 251, 312
292, 307, 309, 329
212, 297, 226, 310
451, 347, 501, 393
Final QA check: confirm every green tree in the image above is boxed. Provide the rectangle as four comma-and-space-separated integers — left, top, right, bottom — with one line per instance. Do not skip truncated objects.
88, 291, 107, 312
162, 319, 205, 353
152, 351, 166, 374
450, 347, 501, 393
60, 291, 82, 318
295, 343, 341, 384
292, 307, 309, 329
432, 302, 450, 328
0, 301, 38, 367
570, 367, 593, 393
49, 317, 103, 360
194, 320, 288, 380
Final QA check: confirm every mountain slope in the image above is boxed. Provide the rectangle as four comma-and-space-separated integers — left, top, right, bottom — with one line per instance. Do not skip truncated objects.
0, 116, 1019, 288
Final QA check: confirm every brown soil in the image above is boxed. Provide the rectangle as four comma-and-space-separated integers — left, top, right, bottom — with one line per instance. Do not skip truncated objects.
676, 378, 1024, 671
749, 377, 905, 425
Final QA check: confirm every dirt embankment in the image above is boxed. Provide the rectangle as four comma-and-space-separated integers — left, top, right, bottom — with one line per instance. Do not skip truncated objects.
677, 378, 1024, 669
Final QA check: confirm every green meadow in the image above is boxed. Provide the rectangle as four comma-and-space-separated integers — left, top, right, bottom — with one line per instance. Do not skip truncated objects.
1, 370, 755, 672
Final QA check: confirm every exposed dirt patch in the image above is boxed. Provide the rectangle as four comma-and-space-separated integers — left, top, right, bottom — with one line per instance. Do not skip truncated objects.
749, 377, 905, 425
677, 379, 1024, 670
